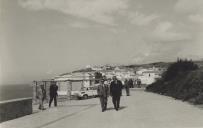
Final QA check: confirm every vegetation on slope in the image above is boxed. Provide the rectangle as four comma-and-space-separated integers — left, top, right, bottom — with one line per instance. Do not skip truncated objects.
146, 59, 203, 104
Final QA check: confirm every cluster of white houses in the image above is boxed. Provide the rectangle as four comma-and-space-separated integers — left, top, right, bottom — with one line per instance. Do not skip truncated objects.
33, 66, 165, 99
136, 67, 165, 85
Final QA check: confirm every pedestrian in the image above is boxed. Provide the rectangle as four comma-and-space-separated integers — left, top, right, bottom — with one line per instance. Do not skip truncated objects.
110, 76, 123, 111
37, 85, 46, 110
49, 81, 58, 107
128, 78, 134, 88
124, 79, 130, 96
137, 79, 141, 88
97, 79, 109, 112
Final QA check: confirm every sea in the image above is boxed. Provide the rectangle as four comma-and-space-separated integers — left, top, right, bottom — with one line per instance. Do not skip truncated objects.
0, 84, 32, 101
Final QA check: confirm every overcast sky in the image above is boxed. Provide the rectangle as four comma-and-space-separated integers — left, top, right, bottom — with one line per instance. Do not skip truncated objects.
0, 0, 203, 85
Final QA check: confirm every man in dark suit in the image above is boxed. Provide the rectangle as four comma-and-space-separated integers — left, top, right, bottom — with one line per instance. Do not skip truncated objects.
49, 81, 58, 107
97, 79, 109, 112
110, 76, 123, 111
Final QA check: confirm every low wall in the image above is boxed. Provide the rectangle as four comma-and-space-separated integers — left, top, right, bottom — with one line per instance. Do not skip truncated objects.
0, 97, 32, 123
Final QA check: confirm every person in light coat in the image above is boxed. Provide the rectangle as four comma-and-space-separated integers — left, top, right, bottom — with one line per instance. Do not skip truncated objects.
37, 85, 46, 110
97, 79, 109, 112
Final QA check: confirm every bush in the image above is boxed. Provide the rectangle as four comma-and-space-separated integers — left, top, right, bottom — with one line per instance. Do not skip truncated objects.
162, 58, 198, 81
146, 59, 203, 104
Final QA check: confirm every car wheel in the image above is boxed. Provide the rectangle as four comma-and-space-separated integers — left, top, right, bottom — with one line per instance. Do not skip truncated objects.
83, 94, 88, 99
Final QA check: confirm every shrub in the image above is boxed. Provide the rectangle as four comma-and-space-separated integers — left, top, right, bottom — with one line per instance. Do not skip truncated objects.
146, 59, 203, 104
162, 58, 198, 81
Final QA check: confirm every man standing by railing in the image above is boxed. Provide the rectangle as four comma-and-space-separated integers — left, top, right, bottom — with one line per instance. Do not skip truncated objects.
49, 81, 58, 107
37, 85, 46, 110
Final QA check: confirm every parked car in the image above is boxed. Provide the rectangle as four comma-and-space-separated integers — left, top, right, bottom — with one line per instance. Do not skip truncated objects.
71, 86, 98, 100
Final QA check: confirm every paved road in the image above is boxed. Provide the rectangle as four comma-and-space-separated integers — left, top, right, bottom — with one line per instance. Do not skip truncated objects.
1, 88, 203, 128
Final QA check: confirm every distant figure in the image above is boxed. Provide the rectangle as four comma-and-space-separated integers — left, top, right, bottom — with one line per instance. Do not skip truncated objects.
110, 76, 123, 111
124, 79, 130, 96
97, 79, 109, 112
49, 81, 58, 107
128, 78, 134, 88
37, 85, 46, 110
137, 79, 141, 88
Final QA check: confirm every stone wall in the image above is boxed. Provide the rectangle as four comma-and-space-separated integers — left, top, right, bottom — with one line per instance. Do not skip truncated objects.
0, 97, 32, 123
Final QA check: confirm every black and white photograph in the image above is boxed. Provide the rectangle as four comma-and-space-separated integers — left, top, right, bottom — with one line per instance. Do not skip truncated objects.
1, 0, 203, 127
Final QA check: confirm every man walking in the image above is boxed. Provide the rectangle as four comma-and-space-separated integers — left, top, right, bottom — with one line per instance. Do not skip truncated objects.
97, 79, 109, 112
137, 79, 141, 88
124, 79, 130, 96
49, 81, 58, 107
110, 76, 123, 111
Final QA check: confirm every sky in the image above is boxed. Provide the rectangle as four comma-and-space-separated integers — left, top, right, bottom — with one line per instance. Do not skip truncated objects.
0, 0, 203, 85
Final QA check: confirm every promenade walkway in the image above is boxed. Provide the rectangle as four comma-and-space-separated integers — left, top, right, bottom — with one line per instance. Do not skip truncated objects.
1, 88, 203, 128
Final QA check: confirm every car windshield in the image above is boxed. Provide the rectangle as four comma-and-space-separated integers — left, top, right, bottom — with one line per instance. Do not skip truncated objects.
80, 87, 97, 91
80, 87, 89, 91
91, 86, 98, 90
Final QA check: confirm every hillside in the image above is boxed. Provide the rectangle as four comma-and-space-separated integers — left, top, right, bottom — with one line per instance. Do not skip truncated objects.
122, 62, 170, 69
59, 60, 203, 76
146, 60, 203, 104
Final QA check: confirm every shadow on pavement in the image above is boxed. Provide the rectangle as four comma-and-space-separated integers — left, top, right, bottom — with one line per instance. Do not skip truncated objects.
66, 104, 98, 107
105, 107, 115, 111
105, 106, 127, 111
118, 106, 127, 111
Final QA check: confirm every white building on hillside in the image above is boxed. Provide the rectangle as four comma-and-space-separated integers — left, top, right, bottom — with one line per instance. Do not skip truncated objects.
136, 67, 163, 85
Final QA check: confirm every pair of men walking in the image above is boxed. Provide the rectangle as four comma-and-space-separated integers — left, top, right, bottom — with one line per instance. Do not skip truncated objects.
97, 76, 123, 112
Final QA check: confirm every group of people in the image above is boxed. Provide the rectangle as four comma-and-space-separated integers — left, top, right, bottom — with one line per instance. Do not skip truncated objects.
36, 76, 131, 112
97, 76, 129, 112
36, 81, 58, 110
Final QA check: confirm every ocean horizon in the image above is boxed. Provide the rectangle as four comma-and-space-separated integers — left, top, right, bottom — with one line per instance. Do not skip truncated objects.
0, 84, 32, 101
